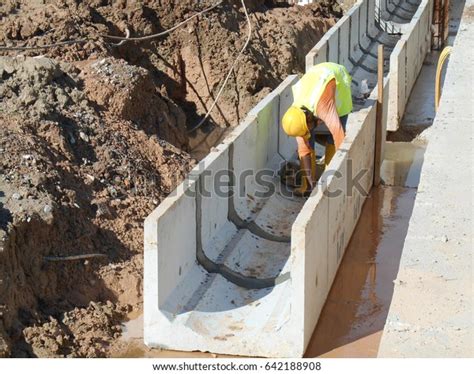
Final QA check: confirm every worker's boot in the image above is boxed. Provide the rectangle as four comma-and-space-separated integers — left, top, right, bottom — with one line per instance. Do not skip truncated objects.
325, 144, 336, 167
295, 151, 317, 196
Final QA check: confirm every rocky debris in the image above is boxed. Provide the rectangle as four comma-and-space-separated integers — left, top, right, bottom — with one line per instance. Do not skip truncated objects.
81, 57, 188, 149
0, 55, 194, 358
0, 323, 11, 358
0, 56, 88, 121
22, 301, 128, 358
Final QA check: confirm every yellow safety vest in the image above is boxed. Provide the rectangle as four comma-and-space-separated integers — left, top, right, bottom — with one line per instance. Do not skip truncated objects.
292, 62, 353, 117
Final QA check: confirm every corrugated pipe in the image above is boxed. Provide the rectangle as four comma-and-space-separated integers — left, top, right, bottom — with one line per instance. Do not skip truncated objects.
435, 46, 452, 111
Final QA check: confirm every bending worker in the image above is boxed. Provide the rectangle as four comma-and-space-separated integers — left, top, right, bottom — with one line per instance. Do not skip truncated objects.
282, 62, 353, 194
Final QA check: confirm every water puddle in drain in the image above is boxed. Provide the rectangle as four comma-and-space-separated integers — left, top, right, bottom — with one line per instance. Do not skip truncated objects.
381, 141, 426, 188
305, 185, 417, 357
114, 314, 228, 358
305, 141, 424, 357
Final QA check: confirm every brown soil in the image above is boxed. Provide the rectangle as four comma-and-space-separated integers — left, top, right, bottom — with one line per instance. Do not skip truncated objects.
0, 55, 193, 358
0, 0, 341, 358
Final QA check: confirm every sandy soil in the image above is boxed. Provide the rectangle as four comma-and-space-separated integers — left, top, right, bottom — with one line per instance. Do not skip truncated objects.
0, 0, 342, 357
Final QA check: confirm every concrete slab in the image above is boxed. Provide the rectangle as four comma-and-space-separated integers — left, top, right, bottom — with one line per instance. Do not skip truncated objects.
301, 187, 330, 341
338, 17, 351, 68
378, 1, 474, 357
349, 4, 364, 61
326, 151, 350, 285
327, 29, 340, 63
388, 40, 407, 130
359, 0, 369, 44
278, 75, 300, 161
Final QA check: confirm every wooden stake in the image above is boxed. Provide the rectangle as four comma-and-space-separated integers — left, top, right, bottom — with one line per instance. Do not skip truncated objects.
373, 44, 384, 187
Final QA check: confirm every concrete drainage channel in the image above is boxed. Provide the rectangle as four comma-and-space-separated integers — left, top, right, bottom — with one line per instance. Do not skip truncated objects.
144, 0, 434, 357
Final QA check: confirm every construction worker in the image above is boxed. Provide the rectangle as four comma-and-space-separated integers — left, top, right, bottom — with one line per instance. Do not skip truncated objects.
282, 62, 353, 195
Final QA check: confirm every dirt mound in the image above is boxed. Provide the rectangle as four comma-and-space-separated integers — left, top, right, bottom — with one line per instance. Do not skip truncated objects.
80, 57, 188, 148
21, 301, 128, 358
0, 56, 193, 357
0, 0, 340, 130
0, 0, 341, 357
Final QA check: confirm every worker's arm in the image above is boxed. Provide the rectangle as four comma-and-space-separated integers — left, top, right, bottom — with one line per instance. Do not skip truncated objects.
316, 79, 345, 149
296, 136, 314, 189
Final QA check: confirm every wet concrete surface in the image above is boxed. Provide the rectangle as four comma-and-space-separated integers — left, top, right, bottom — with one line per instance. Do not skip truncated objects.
401, 52, 439, 128
305, 185, 417, 357
381, 142, 426, 188
114, 142, 424, 358
305, 142, 423, 358
113, 311, 224, 358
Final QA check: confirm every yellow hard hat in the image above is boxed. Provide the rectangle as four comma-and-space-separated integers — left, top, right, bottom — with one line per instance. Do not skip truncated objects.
282, 106, 308, 137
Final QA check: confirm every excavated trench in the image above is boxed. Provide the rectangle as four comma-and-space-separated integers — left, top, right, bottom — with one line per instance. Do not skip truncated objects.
114, 0, 465, 358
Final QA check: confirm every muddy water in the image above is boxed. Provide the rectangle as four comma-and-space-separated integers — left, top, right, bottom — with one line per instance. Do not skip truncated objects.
305, 142, 424, 357
305, 186, 416, 357
112, 312, 223, 358
113, 142, 424, 358
381, 142, 426, 188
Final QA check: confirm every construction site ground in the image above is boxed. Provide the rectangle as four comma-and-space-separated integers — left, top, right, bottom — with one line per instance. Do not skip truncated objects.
0, 0, 348, 358
379, 0, 473, 357
105, 0, 472, 358
1, 0, 471, 359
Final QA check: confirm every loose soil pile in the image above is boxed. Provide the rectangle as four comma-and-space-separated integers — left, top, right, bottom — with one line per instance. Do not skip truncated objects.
0, 0, 341, 357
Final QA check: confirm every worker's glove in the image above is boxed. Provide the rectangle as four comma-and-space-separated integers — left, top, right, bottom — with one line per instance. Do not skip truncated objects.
293, 184, 312, 197
293, 150, 317, 197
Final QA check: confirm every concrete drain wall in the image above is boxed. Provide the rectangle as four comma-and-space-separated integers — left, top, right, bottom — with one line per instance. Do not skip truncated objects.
144, 0, 433, 357
387, 0, 433, 130
144, 76, 308, 357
